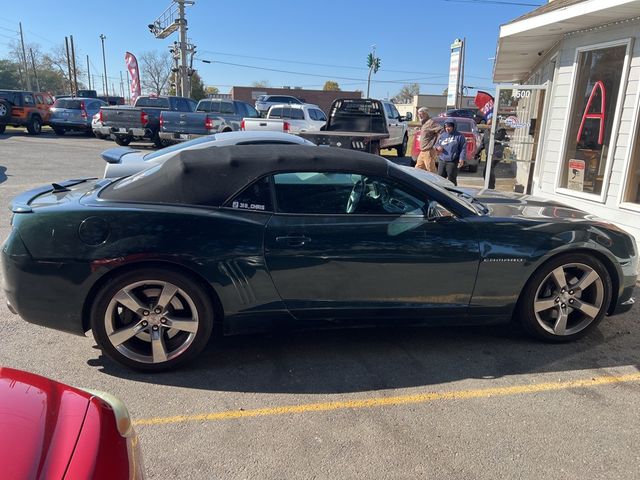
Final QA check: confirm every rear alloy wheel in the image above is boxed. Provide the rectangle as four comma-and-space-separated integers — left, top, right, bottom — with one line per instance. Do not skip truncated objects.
91, 269, 214, 371
396, 134, 408, 158
518, 253, 611, 342
26, 116, 42, 135
114, 135, 132, 146
53, 127, 65, 136
0, 100, 10, 121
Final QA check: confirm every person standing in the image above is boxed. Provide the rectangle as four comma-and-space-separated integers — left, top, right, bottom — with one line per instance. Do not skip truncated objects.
435, 120, 466, 186
415, 107, 442, 172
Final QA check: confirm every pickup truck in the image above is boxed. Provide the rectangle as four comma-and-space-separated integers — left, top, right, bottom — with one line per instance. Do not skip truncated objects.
241, 103, 327, 134
158, 98, 260, 143
296, 98, 409, 155
97, 95, 197, 147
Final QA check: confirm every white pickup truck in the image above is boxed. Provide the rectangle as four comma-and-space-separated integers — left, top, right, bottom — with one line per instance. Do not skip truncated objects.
241, 103, 327, 134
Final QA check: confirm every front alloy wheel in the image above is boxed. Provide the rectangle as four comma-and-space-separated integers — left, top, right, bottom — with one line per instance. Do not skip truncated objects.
91, 269, 213, 371
519, 254, 611, 341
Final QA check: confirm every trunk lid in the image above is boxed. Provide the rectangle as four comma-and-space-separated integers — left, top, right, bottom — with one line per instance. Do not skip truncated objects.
10, 178, 103, 213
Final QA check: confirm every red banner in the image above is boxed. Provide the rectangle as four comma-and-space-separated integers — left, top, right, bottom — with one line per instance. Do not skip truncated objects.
125, 52, 141, 103
474, 91, 494, 120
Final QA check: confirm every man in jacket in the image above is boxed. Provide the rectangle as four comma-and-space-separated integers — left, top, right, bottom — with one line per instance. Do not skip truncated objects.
415, 107, 442, 172
435, 120, 466, 186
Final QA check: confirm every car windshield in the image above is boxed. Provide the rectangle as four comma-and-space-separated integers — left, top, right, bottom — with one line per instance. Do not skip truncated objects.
433, 118, 472, 132
53, 99, 84, 109
143, 135, 217, 161
399, 166, 481, 215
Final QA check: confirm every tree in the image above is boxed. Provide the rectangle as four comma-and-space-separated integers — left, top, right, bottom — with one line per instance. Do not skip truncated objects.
190, 71, 206, 101
140, 50, 172, 95
323, 81, 340, 91
205, 86, 219, 96
251, 80, 270, 88
393, 83, 419, 103
0, 60, 21, 89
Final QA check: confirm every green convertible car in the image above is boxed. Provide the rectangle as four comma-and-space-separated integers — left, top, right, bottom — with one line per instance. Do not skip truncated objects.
2, 145, 637, 371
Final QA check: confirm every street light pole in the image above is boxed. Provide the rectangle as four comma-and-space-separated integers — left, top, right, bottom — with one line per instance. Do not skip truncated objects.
100, 34, 109, 99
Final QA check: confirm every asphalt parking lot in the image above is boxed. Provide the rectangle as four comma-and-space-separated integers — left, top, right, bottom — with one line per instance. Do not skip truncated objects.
1, 130, 639, 479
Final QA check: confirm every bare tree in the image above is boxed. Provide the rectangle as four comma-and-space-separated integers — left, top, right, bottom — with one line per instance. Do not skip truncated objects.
140, 50, 172, 95
392, 83, 420, 104
251, 80, 270, 88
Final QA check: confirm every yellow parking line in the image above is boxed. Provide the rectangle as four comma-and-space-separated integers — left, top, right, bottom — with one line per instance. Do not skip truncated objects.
133, 372, 640, 427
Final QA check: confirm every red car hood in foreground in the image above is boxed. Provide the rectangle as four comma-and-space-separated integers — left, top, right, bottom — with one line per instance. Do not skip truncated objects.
0, 367, 144, 480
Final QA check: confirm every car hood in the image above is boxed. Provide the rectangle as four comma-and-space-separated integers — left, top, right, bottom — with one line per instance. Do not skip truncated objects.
0, 368, 90, 479
473, 190, 597, 221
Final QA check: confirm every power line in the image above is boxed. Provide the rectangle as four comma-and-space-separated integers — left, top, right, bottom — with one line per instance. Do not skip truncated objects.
199, 49, 492, 79
0, 25, 18, 34
25, 30, 58, 45
441, 0, 542, 6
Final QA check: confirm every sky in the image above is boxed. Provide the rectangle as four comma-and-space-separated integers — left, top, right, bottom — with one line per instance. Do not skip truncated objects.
0, 0, 545, 99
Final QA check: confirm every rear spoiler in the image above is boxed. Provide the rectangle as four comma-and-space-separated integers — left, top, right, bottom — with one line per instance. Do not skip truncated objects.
101, 147, 139, 164
10, 178, 96, 213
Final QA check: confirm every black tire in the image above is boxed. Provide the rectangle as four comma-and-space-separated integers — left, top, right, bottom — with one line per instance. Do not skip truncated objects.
53, 127, 65, 136
90, 268, 214, 372
26, 115, 42, 135
0, 100, 11, 121
0, 125, 6, 134
114, 135, 132, 146
517, 253, 612, 342
153, 132, 170, 149
94, 131, 106, 140
396, 134, 408, 158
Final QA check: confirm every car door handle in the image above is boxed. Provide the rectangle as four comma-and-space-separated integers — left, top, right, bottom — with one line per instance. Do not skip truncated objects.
276, 235, 311, 247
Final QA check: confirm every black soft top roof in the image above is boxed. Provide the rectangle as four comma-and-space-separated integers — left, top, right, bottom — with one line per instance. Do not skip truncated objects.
101, 145, 391, 206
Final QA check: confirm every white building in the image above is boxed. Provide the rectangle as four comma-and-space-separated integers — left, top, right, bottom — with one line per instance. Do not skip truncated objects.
493, 0, 640, 250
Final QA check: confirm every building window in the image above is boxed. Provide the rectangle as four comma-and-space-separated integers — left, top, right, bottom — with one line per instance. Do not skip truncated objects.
560, 45, 627, 195
623, 118, 640, 205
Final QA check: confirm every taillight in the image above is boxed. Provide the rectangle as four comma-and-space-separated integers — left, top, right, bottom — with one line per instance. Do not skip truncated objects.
240, 119, 245, 130
80, 101, 87, 119
141, 111, 149, 127
99, 109, 103, 122
159, 113, 164, 129
283, 121, 290, 132
205, 116, 213, 130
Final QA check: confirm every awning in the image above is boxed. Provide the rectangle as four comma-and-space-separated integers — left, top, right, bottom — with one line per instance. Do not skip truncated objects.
493, 0, 640, 83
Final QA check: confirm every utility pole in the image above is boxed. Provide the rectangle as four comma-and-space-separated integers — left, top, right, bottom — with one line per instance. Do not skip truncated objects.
65, 37, 73, 95
87, 55, 91, 90
19, 22, 31, 90
177, 0, 189, 98
29, 48, 40, 92
70, 35, 78, 95
120, 71, 125, 99
458, 37, 466, 109
100, 34, 109, 98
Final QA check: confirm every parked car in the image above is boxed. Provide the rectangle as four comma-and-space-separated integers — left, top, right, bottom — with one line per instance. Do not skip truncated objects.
255, 94, 303, 117
3, 146, 636, 371
0, 367, 144, 479
298, 98, 410, 156
241, 103, 327, 134
49, 97, 108, 135
92, 112, 109, 139
0, 89, 54, 135
159, 98, 260, 143
411, 117, 482, 172
98, 95, 197, 147
441, 108, 485, 124
102, 130, 315, 178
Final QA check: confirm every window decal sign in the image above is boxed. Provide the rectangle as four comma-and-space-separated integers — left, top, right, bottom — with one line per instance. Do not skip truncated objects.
576, 80, 606, 145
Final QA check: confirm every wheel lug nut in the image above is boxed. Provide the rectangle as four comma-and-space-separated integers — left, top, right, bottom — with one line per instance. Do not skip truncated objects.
142, 321, 148, 327
569, 299, 574, 304
154, 308, 162, 314
561, 303, 566, 308
555, 297, 560, 303
161, 318, 167, 324
569, 290, 574, 295
152, 325, 159, 331
142, 310, 149, 316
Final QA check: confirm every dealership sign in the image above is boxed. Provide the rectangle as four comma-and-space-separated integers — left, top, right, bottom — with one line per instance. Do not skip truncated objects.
447, 39, 464, 108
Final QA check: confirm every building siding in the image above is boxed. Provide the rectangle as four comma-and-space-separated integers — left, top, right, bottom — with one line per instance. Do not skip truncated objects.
526, 19, 640, 255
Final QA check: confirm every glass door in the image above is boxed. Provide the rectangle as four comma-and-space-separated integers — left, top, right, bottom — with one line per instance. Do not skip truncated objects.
485, 86, 548, 194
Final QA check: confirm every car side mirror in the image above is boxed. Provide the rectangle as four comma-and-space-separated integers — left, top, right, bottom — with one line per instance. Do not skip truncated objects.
426, 201, 454, 222
403, 112, 412, 121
